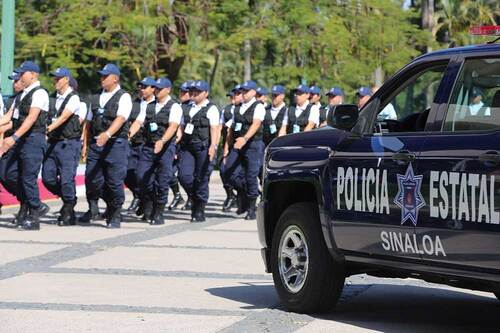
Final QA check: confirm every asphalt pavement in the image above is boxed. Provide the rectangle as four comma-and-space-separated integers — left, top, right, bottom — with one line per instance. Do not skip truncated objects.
0, 178, 499, 332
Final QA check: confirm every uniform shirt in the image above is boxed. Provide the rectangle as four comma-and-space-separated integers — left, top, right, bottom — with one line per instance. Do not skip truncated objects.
295, 101, 319, 125
86, 85, 132, 121
136, 97, 155, 123
235, 97, 265, 121
155, 95, 182, 124
270, 102, 289, 125
55, 87, 80, 115
224, 104, 237, 128
378, 103, 397, 120
0, 93, 4, 116
77, 101, 88, 121
14, 81, 49, 120
469, 101, 491, 116
189, 99, 219, 126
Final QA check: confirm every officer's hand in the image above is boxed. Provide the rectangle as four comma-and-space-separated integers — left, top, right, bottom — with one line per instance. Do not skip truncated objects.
234, 137, 246, 150
208, 145, 216, 161
96, 132, 109, 147
154, 140, 164, 154
0, 137, 15, 156
81, 144, 88, 162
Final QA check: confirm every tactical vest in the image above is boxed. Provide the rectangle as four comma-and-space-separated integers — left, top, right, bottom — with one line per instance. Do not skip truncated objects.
263, 105, 286, 145
144, 99, 177, 144
47, 91, 82, 141
12, 86, 47, 134
319, 105, 329, 124
5, 93, 21, 137
287, 104, 313, 134
129, 99, 155, 145
182, 102, 215, 144
233, 101, 263, 142
89, 89, 129, 139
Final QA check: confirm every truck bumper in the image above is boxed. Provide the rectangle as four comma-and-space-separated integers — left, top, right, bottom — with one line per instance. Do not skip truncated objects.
257, 200, 272, 273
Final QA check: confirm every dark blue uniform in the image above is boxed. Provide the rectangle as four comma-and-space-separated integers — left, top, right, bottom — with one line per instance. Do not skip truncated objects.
219, 103, 237, 211
42, 90, 82, 225
81, 89, 130, 228
178, 101, 217, 222
136, 99, 178, 225
227, 101, 265, 220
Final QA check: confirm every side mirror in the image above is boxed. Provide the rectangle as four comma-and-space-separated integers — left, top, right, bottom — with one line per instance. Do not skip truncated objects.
327, 104, 359, 131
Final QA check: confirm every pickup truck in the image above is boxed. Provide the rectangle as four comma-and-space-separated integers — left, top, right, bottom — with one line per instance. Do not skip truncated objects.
257, 42, 500, 313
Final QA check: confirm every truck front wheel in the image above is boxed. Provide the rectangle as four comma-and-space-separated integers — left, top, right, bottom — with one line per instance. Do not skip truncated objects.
271, 202, 345, 313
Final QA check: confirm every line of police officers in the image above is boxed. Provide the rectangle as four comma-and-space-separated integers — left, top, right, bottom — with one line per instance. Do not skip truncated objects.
0, 60, 351, 231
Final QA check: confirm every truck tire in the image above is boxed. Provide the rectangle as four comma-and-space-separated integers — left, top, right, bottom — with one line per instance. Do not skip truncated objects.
271, 202, 345, 313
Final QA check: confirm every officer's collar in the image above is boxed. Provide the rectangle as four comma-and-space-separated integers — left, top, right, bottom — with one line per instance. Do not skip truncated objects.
24, 80, 41, 93
271, 102, 285, 111
242, 97, 256, 108
297, 100, 310, 110
142, 96, 155, 104
194, 99, 209, 108
57, 87, 73, 99
103, 84, 120, 95
157, 95, 171, 106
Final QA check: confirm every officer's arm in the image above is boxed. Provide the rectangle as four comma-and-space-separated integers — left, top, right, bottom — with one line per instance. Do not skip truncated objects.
175, 126, 183, 144
129, 120, 143, 139
105, 116, 127, 137
242, 119, 263, 141
278, 125, 287, 136
224, 128, 233, 156
0, 107, 14, 126
161, 122, 179, 143
0, 123, 12, 134
47, 109, 74, 132
210, 125, 219, 149
13, 107, 42, 138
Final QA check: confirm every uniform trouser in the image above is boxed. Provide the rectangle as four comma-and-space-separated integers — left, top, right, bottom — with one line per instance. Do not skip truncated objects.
219, 148, 243, 189
6, 132, 47, 209
168, 144, 180, 188
42, 138, 80, 204
178, 141, 215, 204
0, 144, 20, 197
125, 142, 143, 197
85, 138, 128, 208
137, 141, 176, 204
227, 140, 265, 199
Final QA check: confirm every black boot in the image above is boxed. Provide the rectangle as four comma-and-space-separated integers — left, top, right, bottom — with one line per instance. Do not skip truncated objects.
190, 200, 199, 222
150, 202, 166, 225
245, 198, 257, 220
192, 202, 206, 223
12, 204, 29, 225
168, 184, 185, 210
182, 196, 193, 211
127, 196, 140, 212
18, 204, 48, 231
106, 206, 122, 229
135, 200, 145, 216
141, 200, 154, 221
59, 202, 76, 226
222, 189, 236, 212
236, 191, 248, 215
79, 200, 99, 223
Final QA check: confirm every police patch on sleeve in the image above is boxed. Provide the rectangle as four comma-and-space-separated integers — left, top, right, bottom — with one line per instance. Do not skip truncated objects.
394, 163, 425, 226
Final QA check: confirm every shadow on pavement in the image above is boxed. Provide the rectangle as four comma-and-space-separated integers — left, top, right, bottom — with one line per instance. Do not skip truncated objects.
206, 282, 278, 310
315, 283, 500, 332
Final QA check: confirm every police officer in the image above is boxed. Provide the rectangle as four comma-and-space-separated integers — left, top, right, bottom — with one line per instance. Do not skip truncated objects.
125, 77, 156, 213
309, 86, 325, 125
219, 86, 240, 212
322, 87, 344, 127
80, 63, 132, 228
224, 80, 265, 220
0, 71, 24, 216
263, 85, 288, 146
137, 77, 182, 225
178, 80, 219, 222
356, 86, 372, 109
42, 67, 82, 226
0, 61, 50, 230
287, 84, 319, 134
256, 86, 269, 108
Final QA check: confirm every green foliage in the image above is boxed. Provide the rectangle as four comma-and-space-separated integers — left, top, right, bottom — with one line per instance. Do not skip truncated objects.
9, 0, 499, 104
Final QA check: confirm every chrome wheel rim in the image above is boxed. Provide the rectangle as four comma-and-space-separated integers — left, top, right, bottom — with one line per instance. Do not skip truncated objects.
278, 225, 309, 294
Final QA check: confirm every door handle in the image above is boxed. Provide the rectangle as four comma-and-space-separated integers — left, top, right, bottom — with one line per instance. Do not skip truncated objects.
479, 151, 500, 164
393, 150, 416, 164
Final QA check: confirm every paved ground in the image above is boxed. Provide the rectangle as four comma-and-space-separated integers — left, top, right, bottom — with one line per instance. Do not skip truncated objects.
0, 179, 499, 332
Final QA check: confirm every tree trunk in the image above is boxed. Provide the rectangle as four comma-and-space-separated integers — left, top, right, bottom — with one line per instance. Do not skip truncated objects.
421, 0, 434, 53
244, 39, 251, 81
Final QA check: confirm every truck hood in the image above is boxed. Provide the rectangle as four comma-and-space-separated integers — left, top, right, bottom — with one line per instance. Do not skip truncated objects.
268, 126, 351, 151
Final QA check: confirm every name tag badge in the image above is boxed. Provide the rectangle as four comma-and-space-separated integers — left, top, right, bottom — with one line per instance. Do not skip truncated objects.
97, 107, 105, 115
184, 123, 194, 135
235, 123, 242, 132
293, 124, 300, 133
149, 122, 158, 132
12, 108, 19, 120
269, 124, 277, 134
